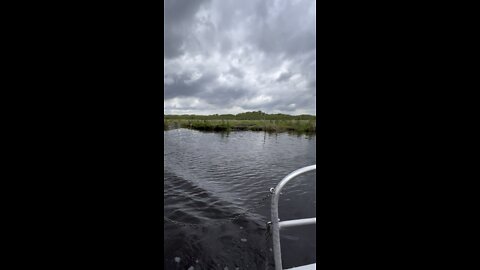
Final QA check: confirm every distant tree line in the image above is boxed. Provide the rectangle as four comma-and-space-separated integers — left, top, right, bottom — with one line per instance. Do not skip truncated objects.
164, 111, 316, 120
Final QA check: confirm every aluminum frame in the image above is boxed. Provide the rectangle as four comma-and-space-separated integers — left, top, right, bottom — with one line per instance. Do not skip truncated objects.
270, 165, 316, 270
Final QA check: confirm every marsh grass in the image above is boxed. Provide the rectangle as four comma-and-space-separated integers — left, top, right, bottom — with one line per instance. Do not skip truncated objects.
164, 119, 316, 134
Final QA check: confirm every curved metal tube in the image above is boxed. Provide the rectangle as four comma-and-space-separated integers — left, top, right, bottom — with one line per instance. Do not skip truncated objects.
280, 217, 316, 229
271, 165, 316, 270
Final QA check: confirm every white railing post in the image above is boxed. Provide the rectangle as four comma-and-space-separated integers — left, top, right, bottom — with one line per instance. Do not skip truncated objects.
270, 165, 316, 270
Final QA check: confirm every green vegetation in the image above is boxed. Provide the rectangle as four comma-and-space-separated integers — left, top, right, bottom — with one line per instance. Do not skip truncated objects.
164, 111, 315, 121
164, 111, 316, 134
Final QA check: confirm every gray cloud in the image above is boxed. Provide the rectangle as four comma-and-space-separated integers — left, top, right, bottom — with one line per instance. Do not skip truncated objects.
164, 0, 316, 115
164, 72, 217, 100
276, 71, 293, 82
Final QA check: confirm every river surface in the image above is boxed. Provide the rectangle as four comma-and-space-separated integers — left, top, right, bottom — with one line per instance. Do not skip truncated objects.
164, 129, 316, 269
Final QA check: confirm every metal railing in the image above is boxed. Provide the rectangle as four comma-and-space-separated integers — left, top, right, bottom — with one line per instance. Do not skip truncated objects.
270, 165, 316, 270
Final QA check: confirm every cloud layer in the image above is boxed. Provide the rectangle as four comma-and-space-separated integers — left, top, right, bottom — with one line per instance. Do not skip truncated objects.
164, 0, 316, 115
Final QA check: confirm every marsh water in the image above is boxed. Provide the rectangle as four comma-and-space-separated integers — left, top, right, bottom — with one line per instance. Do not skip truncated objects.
164, 129, 316, 269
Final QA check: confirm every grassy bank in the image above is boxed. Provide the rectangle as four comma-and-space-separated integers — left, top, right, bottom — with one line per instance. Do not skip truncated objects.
164, 119, 316, 134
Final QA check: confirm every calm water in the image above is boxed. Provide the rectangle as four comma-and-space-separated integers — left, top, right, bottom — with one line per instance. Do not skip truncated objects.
164, 129, 316, 269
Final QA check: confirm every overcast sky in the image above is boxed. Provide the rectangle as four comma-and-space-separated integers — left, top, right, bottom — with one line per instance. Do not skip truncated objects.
164, 0, 316, 115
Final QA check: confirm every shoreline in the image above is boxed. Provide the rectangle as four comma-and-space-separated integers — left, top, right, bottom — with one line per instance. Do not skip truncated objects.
164, 119, 316, 134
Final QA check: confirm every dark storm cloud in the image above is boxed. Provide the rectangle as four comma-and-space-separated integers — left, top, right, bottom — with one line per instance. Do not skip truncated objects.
164, 0, 316, 115
199, 86, 252, 106
163, 72, 217, 99
164, 71, 254, 106
163, 0, 211, 58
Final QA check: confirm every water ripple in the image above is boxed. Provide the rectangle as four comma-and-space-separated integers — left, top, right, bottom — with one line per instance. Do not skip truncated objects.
164, 129, 316, 269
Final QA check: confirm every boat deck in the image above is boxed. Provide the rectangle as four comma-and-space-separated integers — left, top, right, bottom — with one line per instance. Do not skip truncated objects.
286, 263, 316, 270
